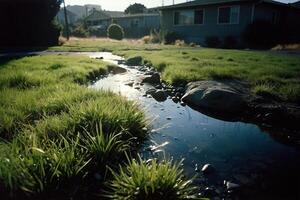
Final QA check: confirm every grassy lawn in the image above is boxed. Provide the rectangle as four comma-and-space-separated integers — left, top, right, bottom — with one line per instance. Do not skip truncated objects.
0, 54, 198, 199
51, 38, 300, 103
0, 55, 148, 196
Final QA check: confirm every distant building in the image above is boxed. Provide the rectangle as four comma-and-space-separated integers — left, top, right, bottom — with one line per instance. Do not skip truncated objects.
85, 10, 160, 38
56, 9, 77, 25
56, 4, 102, 25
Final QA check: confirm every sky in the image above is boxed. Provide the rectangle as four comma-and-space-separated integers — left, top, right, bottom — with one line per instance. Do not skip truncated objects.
65, 0, 298, 11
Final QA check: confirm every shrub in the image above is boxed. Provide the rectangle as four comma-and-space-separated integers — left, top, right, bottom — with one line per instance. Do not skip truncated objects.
175, 40, 187, 47
164, 31, 181, 44
141, 35, 151, 44
58, 36, 67, 46
205, 36, 221, 48
150, 29, 163, 43
107, 156, 197, 200
107, 24, 124, 40
72, 25, 89, 38
243, 20, 281, 49
223, 36, 239, 49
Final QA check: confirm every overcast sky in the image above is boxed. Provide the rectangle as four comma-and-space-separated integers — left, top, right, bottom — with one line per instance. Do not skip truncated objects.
65, 0, 297, 11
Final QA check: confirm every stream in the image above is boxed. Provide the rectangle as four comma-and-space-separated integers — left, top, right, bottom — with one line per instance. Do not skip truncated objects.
88, 52, 300, 199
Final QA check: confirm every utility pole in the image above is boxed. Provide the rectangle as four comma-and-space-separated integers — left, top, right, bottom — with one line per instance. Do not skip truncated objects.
63, 0, 70, 40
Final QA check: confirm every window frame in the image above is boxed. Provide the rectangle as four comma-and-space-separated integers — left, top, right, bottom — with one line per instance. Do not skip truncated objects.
173, 9, 205, 26
217, 5, 240, 25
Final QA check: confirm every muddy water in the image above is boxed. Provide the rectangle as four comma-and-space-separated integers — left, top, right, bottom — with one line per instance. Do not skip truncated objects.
89, 52, 300, 199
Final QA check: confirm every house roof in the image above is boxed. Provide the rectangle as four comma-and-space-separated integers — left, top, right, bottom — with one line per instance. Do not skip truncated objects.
112, 13, 159, 19
85, 10, 124, 21
159, 0, 290, 10
291, 0, 300, 8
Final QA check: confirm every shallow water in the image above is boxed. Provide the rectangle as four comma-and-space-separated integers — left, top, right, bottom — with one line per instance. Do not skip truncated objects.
89, 52, 300, 199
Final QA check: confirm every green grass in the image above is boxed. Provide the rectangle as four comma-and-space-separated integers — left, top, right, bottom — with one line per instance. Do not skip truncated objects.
51, 38, 300, 103
0, 55, 149, 198
107, 155, 197, 200
0, 54, 198, 199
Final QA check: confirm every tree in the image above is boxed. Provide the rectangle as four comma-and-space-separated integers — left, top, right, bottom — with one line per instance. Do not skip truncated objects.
0, 0, 62, 47
124, 3, 146, 14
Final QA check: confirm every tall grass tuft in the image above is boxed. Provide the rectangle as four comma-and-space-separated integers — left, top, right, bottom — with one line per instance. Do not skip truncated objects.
82, 123, 131, 166
107, 156, 197, 200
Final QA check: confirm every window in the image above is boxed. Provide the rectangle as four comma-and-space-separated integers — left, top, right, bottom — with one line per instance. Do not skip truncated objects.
174, 9, 204, 25
218, 6, 240, 24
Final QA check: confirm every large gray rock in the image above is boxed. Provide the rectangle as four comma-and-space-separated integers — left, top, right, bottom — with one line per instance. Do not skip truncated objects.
181, 81, 246, 114
152, 90, 167, 102
126, 56, 143, 66
141, 73, 161, 84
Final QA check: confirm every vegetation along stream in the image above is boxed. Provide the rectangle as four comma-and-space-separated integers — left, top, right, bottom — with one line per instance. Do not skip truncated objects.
87, 52, 300, 199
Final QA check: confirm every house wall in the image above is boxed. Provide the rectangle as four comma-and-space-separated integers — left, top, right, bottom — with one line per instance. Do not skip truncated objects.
113, 15, 160, 38
161, 2, 253, 44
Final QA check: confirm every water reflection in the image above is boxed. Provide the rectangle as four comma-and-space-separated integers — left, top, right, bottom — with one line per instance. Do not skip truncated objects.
90, 52, 300, 199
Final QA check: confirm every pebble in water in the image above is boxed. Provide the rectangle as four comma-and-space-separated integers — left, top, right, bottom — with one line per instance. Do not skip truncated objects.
202, 164, 215, 174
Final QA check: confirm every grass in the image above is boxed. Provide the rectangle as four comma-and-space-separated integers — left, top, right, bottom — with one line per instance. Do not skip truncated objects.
0, 55, 149, 198
51, 38, 300, 103
0, 54, 198, 199
107, 155, 198, 200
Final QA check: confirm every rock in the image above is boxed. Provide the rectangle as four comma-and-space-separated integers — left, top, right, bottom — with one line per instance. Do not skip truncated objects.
202, 164, 215, 174
194, 164, 200, 172
152, 90, 167, 102
146, 88, 157, 96
172, 97, 180, 103
141, 73, 161, 84
125, 82, 134, 87
226, 181, 240, 190
145, 71, 154, 76
181, 81, 246, 114
107, 65, 127, 74
180, 101, 186, 106
126, 56, 143, 66
155, 84, 162, 89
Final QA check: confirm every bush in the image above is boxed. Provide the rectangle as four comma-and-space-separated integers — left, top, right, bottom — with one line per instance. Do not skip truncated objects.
164, 31, 181, 44
205, 36, 221, 48
72, 25, 89, 38
107, 156, 197, 200
223, 36, 239, 49
175, 40, 187, 46
107, 24, 124, 40
243, 20, 281, 49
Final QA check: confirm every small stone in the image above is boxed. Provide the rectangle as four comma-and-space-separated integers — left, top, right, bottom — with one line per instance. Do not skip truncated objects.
172, 97, 180, 103
125, 82, 134, 87
194, 163, 200, 172
226, 181, 240, 190
166, 117, 172, 120
202, 164, 215, 174
180, 101, 186, 106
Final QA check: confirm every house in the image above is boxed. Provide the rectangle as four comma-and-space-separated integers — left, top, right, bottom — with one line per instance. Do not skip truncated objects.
160, 0, 300, 45
112, 13, 160, 38
292, 0, 300, 8
56, 4, 103, 25
85, 10, 160, 38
